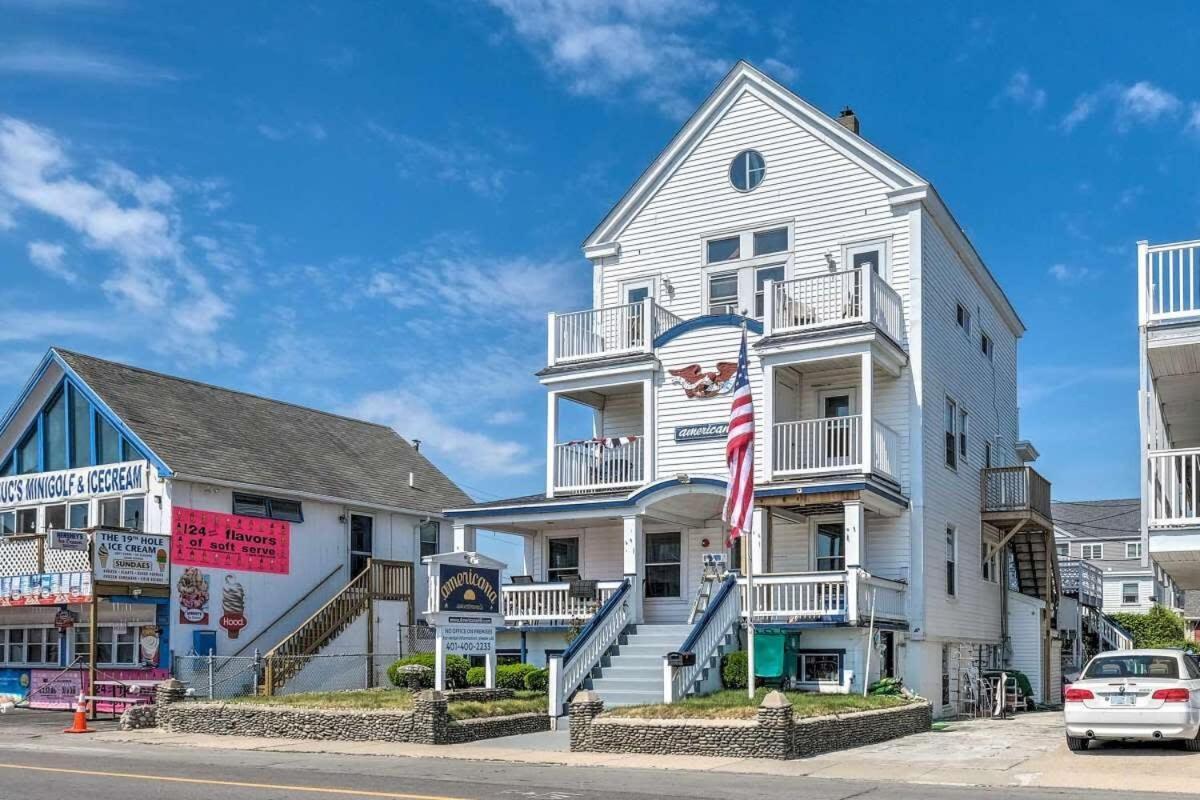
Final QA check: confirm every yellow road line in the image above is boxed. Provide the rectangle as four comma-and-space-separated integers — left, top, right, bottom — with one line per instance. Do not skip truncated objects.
0, 763, 468, 800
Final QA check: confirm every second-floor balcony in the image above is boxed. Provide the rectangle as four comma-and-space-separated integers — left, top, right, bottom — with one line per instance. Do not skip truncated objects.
1059, 557, 1103, 608
764, 265, 904, 344
548, 299, 683, 366
981, 465, 1053, 529
552, 437, 644, 495
772, 415, 900, 482
1147, 448, 1200, 527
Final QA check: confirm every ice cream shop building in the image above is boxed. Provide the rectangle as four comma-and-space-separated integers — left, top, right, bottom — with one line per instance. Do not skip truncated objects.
0, 347, 468, 706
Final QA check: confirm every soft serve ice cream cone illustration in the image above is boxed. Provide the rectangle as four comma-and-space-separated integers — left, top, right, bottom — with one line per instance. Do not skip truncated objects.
97, 542, 109, 569
220, 575, 246, 639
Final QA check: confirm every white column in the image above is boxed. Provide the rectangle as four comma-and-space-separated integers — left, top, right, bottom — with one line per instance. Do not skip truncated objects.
762, 363, 775, 482
434, 628, 446, 691
547, 312, 558, 365
861, 351, 874, 474
452, 524, 476, 552
522, 534, 536, 576
641, 378, 655, 484
546, 391, 559, 498
484, 647, 497, 689
844, 500, 865, 624
750, 507, 767, 574
623, 514, 644, 624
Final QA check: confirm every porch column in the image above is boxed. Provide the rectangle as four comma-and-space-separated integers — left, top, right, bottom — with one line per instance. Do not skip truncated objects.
452, 524, 476, 552
750, 507, 767, 574
844, 501, 864, 624
623, 514, 644, 624
546, 392, 560, 498
521, 534, 536, 577
641, 378, 654, 484
860, 351, 874, 474
762, 364, 775, 482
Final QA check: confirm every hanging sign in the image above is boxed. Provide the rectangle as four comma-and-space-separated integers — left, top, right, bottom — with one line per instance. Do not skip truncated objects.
94, 531, 170, 585
171, 507, 290, 575
0, 572, 92, 606
54, 608, 78, 631
674, 422, 729, 443
48, 529, 89, 551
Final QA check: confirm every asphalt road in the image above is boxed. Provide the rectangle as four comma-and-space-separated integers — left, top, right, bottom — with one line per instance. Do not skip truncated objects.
0, 710, 1176, 800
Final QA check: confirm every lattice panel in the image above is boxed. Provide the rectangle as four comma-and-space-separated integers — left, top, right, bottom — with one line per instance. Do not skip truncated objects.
0, 538, 40, 577
45, 548, 91, 573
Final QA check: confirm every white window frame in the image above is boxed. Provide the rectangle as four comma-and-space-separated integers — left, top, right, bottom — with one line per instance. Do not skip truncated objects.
808, 514, 847, 572
944, 396, 959, 470
946, 525, 958, 597
545, 534, 582, 583
1081, 543, 1103, 560
956, 302, 972, 336
1121, 582, 1140, 605
981, 528, 998, 583
644, 531, 683, 599
700, 221, 794, 318
981, 331, 994, 361
1126, 542, 1142, 559
842, 238, 891, 283
620, 277, 658, 306
959, 408, 969, 464
706, 269, 741, 315
419, 521, 441, 560
796, 651, 843, 688
1056, 543, 1069, 558
0, 626, 61, 667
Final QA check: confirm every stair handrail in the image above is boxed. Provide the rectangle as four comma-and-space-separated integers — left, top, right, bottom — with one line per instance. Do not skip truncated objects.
665, 573, 741, 702
1099, 610, 1136, 650
548, 578, 631, 719
231, 563, 346, 658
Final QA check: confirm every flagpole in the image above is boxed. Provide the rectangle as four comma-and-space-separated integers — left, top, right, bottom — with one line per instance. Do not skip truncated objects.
744, 522, 755, 700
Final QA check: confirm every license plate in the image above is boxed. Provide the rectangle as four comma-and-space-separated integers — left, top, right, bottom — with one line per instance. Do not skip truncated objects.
1108, 695, 1135, 705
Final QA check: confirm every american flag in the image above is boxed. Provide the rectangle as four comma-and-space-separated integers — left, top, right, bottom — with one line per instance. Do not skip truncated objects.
723, 330, 755, 545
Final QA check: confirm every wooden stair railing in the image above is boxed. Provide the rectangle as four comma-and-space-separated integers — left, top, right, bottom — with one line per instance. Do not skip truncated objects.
262, 559, 414, 695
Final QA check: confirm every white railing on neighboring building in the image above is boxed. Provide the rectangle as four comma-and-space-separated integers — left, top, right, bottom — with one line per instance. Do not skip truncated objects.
548, 298, 682, 365
766, 266, 903, 344
739, 571, 906, 624
502, 580, 624, 625
872, 420, 901, 481
773, 415, 862, 475
1141, 239, 1200, 323
553, 438, 644, 494
664, 574, 740, 703
858, 573, 906, 621
548, 580, 631, 720
1147, 448, 1200, 527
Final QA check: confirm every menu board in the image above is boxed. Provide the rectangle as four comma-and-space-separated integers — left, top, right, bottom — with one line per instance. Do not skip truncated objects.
93, 531, 170, 585
0, 572, 92, 606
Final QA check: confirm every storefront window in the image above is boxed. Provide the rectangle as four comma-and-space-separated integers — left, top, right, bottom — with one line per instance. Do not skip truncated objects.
16, 508, 37, 534
0, 511, 14, 536
69, 502, 89, 529
0, 627, 59, 667
122, 497, 145, 531
69, 386, 90, 468
74, 626, 135, 666
44, 504, 66, 531
99, 498, 121, 528
96, 413, 120, 465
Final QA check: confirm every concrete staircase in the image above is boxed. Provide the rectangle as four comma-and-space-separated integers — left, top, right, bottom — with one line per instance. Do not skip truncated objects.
588, 623, 692, 707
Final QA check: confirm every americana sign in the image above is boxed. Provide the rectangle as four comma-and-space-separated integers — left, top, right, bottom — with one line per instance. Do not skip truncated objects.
438, 564, 500, 614
0, 572, 92, 606
674, 422, 729, 443
171, 506, 290, 574
94, 530, 170, 586
0, 461, 145, 506
441, 615, 496, 655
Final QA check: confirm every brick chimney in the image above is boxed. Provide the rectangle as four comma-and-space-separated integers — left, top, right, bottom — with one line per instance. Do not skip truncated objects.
836, 106, 860, 135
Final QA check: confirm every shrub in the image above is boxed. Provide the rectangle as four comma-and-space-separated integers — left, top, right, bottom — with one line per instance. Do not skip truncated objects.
466, 666, 486, 687
497, 663, 539, 690
721, 651, 748, 689
868, 677, 904, 696
1109, 605, 1191, 650
387, 653, 469, 689
524, 667, 550, 693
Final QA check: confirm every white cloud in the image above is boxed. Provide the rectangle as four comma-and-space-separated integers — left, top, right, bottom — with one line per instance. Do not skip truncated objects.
1048, 263, 1093, 283
367, 123, 512, 198
1001, 70, 1046, 111
256, 122, 327, 142
27, 240, 76, 282
0, 309, 128, 343
485, 0, 728, 119
1060, 80, 1183, 133
1185, 102, 1200, 137
344, 388, 533, 477
761, 57, 797, 85
0, 41, 176, 84
487, 409, 524, 425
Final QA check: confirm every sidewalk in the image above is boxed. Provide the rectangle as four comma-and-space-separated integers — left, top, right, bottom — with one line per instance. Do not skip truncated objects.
93, 712, 1200, 794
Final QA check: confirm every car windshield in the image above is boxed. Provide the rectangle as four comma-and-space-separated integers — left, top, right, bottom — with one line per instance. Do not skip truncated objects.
1083, 655, 1179, 680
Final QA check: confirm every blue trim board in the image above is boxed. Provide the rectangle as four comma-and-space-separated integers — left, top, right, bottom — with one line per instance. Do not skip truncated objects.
654, 313, 763, 348
449, 476, 729, 519
0, 349, 172, 478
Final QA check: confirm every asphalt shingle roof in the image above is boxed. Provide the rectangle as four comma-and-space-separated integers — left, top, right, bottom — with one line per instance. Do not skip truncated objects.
1051, 498, 1140, 540
56, 349, 471, 515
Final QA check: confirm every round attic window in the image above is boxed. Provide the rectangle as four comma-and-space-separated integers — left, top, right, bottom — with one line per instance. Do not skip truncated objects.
729, 149, 765, 192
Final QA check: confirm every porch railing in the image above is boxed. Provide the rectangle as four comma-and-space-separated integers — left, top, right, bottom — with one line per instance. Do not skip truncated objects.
548, 298, 682, 365
1059, 558, 1103, 609
981, 466, 1052, 519
553, 438, 644, 494
772, 416, 899, 480
502, 580, 624, 624
859, 574, 906, 621
664, 573, 740, 703
739, 570, 905, 623
1147, 448, 1200, 527
548, 579, 631, 719
1141, 239, 1200, 323
0, 534, 91, 578
766, 266, 903, 344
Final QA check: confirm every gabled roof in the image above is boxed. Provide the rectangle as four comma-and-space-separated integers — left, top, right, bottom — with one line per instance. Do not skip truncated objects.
581, 60, 1025, 337
1051, 499, 1140, 540
50, 349, 470, 515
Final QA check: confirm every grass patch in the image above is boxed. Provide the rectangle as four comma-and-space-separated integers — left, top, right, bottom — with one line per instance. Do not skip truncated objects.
228, 688, 414, 710
605, 689, 912, 720
226, 688, 546, 720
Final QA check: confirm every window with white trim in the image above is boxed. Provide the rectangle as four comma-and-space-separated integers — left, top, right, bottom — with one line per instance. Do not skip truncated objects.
707, 271, 739, 315
419, 521, 440, 559
797, 652, 842, 685
944, 397, 958, 469
1126, 542, 1142, 559
74, 625, 138, 667
1081, 543, 1103, 560
1056, 543, 1069, 558
981, 332, 994, 360
981, 529, 998, 583
1, 626, 60, 665
946, 526, 958, 597
547, 537, 580, 583
1122, 582, 1139, 605
958, 408, 969, 464
645, 532, 682, 598
956, 303, 972, 336
701, 223, 792, 319
844, 240, 889, 282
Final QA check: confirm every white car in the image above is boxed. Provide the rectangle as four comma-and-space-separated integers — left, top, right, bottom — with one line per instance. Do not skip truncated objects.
1064, 649, 1200, 752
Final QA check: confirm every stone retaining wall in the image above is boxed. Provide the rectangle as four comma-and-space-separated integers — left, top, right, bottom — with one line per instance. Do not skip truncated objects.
570, 691, 931, 760
156, 690, 548, 744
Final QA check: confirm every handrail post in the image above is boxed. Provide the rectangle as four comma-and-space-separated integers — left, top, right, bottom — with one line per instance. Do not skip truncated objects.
548, 655, 563, 724
641, 297, 654, 353
862, 264, 873, 323
1137, 240, 1149, 326
763, 281, 775, 337
547, 312, 558, 365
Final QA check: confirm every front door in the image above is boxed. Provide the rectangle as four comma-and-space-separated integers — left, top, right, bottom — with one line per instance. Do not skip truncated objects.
349, 513, 373, 577
644, 531, 685, 623
814, 523, 845, 572
623, 280, 654, 349
818, 389, 856, 466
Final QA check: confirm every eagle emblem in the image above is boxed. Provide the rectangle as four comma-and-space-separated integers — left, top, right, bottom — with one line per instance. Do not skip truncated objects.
669, 362, 738, 399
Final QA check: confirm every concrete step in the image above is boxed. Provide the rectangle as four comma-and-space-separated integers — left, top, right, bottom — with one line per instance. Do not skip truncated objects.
612, 643, 675, 655
605, 655, 663, 669
623, 636, 687, 647
592, 676, 661, 690
595, 689, 663, 707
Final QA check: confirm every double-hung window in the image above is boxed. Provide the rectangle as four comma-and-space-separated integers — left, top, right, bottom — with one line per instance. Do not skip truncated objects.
958, 408, 969, 464
956, 303, 972, 336
547, 537, 580, 583
1081, 543, 1103, 560
707, 271, 740, 315
946, 526, 958, 597
1126, 542, 1142, 559
981, 332, 994, 360
702, 224, 792, 319
419, 521, 440, 559
944, 397, 958, 469
1122, 582, 1139, 605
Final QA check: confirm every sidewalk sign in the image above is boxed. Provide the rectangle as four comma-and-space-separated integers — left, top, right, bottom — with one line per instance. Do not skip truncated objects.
423, 551, 505, 690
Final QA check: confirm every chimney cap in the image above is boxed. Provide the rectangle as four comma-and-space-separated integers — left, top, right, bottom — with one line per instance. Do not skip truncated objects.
836, 106, 860, 135
839, 105, 855, 117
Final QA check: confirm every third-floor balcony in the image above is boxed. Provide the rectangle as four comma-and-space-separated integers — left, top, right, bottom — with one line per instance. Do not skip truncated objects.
548, 299, 683, 367
1140, 239, 1200, 327
764, 265, 904, 344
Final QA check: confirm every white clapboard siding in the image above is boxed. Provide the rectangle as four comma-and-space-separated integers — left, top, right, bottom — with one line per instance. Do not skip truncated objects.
600, 391, 643, 439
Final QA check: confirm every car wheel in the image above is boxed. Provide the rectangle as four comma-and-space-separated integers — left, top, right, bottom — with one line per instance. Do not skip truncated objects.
1066, 735, 1090, 752
1184, 734, 1200, 752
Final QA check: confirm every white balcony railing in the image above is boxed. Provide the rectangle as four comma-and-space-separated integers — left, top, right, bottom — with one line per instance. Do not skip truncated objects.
548, 298, 682, 365
553, 438, 644, 494
766, 267, 903, 344
1147, 448, 1200, 527
502, 580, 624, 624
738, 570, 906, 624
1142, 240, 1200, 324
772, 416, 899, 480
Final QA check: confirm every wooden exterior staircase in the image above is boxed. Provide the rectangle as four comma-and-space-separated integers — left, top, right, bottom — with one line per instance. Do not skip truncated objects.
262, 559, 413, 695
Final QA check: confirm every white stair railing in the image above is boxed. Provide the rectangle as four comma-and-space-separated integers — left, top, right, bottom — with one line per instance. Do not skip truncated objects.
664, 574, 741, 702
547, 579, 631, 721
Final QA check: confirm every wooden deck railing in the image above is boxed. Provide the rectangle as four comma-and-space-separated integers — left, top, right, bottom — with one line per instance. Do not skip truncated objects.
981, 466, 1052, 519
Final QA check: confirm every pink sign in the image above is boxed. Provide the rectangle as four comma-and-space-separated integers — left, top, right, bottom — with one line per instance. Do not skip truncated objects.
172, 506, 290, 574
92, 668, 168, 713
28, 669, 83, 709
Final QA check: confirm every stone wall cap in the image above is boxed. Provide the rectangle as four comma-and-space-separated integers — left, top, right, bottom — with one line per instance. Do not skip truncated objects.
760, 690, 792, 709
157, 679, 185, 689
417, 689, 445, 701
596, 716, 758, 728
572, 690, 602, 704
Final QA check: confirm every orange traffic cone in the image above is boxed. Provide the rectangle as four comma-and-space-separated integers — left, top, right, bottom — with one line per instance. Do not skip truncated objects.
63, 694, 94, 734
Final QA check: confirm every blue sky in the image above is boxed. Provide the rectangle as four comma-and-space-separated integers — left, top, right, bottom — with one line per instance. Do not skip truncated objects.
1, 1, 1199, 553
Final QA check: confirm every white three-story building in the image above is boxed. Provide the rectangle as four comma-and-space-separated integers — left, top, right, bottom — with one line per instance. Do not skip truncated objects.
447, 62, 1056, 717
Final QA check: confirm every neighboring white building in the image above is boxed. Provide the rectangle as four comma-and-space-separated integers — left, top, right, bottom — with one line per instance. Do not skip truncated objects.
0, 348, 468, 703
1053, 499, 1182, 614
446, 62, 1056, 717
1140, 238, 1200, 592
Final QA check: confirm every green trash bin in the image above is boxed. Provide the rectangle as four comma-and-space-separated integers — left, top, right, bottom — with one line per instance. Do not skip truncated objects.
754, 630, 786, 679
